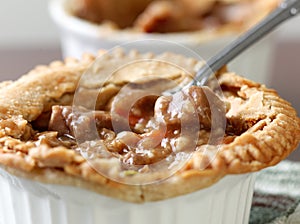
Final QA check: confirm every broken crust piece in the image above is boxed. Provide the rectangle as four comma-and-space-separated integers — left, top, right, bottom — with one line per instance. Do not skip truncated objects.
0, 50, 299, 203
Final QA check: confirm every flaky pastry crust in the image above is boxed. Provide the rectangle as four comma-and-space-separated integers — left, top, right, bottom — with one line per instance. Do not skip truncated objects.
0, 50, 299, 203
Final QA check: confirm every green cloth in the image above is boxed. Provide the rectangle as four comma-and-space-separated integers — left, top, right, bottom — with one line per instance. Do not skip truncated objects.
250, 160, 300, 224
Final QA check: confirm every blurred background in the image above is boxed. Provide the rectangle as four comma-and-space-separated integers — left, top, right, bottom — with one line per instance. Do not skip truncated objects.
0, 0, 299, 159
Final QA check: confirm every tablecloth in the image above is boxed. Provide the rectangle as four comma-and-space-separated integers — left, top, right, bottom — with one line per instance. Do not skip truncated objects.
250, 160, 300, 224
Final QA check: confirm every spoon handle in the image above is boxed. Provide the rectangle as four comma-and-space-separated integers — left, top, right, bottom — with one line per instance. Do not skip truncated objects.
194, 0, 300, 86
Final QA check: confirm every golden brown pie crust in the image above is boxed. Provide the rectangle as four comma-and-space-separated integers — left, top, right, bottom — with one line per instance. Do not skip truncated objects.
0, 50, 299, 203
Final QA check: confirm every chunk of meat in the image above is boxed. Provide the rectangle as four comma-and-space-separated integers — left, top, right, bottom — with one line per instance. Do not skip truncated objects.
48, 106, 112, 141
153, 86, 226, 130
48, 85, 226, 167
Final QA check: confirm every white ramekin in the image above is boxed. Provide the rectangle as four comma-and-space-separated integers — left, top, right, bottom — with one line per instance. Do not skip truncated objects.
48, 0, 276, 85
0, 167, 256, 224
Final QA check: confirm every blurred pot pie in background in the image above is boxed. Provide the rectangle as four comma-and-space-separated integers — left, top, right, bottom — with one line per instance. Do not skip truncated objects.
0, 50, 299, 224
74, 0, 280, 33
49, 0, 281, 85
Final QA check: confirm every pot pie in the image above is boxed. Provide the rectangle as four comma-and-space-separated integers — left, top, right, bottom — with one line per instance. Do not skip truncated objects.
0, 50, 299, 203
74, 0, 280, 32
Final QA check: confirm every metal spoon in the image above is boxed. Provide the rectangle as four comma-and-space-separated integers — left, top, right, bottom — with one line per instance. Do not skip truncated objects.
192, 0, 300, 87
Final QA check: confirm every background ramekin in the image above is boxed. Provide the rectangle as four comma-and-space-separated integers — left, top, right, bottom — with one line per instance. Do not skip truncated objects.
48, 0, 277, 85
0, 167, 256, 224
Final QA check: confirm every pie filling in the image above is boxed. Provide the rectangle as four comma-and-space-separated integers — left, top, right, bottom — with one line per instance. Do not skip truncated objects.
41, 84, 227, 171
